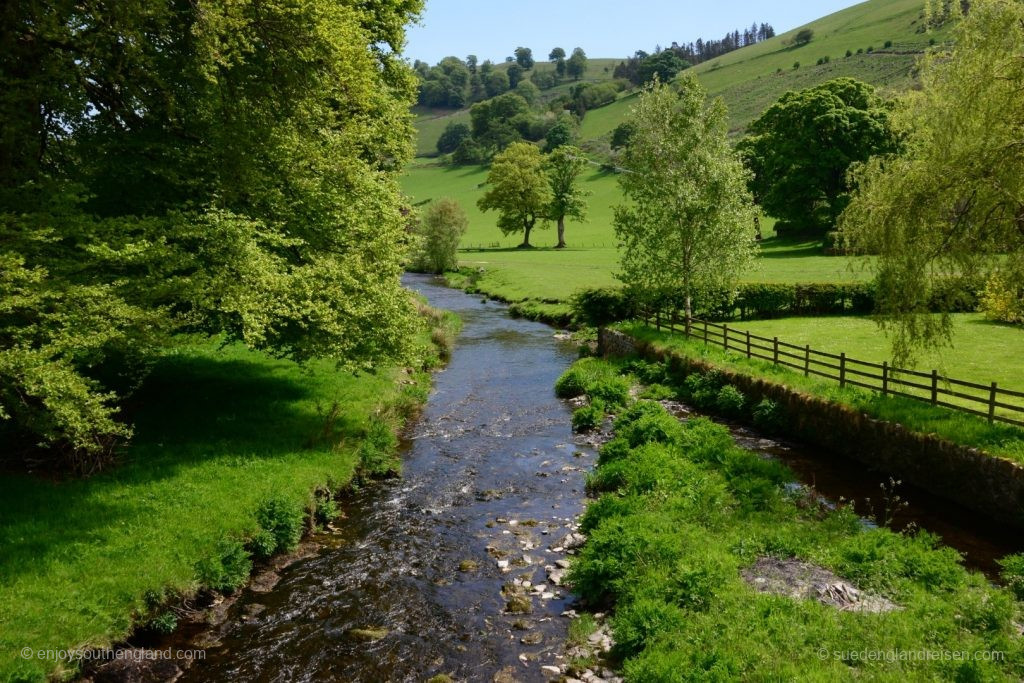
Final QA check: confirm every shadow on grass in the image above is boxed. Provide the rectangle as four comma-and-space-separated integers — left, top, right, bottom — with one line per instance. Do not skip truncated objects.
0, 350, 357, 582
758, 236, 827, 259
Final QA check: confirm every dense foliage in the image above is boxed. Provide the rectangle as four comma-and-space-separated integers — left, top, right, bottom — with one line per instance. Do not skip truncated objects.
739, 78, 896, 235
478, 143, 553, 248
614, 76, 756, 324
411, 199, 468, 274
840, 0, 1024, 362
0, 0, 424, 470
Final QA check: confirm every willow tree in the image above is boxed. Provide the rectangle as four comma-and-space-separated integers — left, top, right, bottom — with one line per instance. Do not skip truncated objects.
0, 0, 424, 469
614, 75, 756, 329
839, 0, 1024, 364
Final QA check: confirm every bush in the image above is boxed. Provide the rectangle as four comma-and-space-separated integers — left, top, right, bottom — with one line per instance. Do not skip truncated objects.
573, 399, 606, 432
195, 537, 252, 593
980, 271, 1024, 323
411, 198, 468, 274
589, 377, 630, 407
846, 49, 853, 57
752, 398, 785, 433
714, 385, 746, 417
436, 121, 470, 155
255, 496, 305, 557
612, 598, 688, 658
555, 367, 588, 398
614, 402, 685, 448
356, 417, 400, 478
884, 40, 893, 48
998, 553, 1024, 600
570, 287, 637, 327
452, 138, 487, 164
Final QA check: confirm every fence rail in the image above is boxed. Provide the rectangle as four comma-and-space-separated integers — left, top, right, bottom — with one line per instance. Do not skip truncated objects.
641, 309, 1024, 428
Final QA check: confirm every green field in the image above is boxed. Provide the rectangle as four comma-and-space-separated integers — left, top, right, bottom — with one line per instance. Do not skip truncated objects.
0, 324, 450, 681
401, 160, 867, 306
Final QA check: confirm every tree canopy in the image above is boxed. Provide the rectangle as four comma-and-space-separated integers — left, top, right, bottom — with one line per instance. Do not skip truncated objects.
839, 0, 1024, 362
738, 78, 896, 234
567, 48, 588, 80
478, 143, 552, 248
0, 0, 424, 469
615, 76, 756, 323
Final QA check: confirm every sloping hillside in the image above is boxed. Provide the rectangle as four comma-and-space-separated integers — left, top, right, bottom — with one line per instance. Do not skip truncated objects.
413, 0, 950, 153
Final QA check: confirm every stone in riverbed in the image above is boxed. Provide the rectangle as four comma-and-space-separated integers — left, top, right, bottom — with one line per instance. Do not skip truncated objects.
520, 631, 544, 645
459, 559, 479, 572
505, 595, 533, 614
346, 627, 389, 642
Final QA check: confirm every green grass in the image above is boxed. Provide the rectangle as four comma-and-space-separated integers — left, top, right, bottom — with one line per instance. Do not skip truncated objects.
618, 322, 1024, 464
732, 314, 1024, 392
562, 361, 1024, 680
0, 318, 452, 681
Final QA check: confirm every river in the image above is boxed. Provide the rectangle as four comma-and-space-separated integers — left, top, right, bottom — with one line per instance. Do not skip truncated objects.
176, 274, 1020, 682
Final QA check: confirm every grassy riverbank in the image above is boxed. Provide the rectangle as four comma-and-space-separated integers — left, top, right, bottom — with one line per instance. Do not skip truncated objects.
557, 357, 1024, 680
618, 322, 1024, 465
0, 310, 458, 682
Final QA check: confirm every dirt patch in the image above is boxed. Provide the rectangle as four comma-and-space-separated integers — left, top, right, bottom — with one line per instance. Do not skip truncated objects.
742, 556, 899, 613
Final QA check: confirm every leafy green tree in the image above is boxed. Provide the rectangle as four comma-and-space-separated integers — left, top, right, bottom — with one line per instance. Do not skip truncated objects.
437, 122, 471, 155
507, 63, 524, 88
567, 48, 588, 80
485, 69, 511, 97
794, 28, 814, 46
840, 0, 1024, 362
478, 142, 552, 248
0, 0, 424, 469
515, 47, 535, 70
545, 146, 590, 249
738, 78, 895, 234
610, 121, 637, 150
637, 51, 690, 84
514, 80, 541, 105
614, 76, 756, 328
544, 115, 576, 152
549, 47, 566, 61
412, 199, 468, 273
470, 93, 530, 152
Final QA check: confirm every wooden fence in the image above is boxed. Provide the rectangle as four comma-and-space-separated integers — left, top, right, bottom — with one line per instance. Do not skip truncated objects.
642, 310, 1024, 428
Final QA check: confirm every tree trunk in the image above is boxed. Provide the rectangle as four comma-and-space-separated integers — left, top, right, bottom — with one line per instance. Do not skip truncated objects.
520, 221, 533, 248
684, 293, 693, 335
556, 216, 566, 249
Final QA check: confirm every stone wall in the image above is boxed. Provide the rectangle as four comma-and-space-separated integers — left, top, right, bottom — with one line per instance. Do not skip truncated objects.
599, 328, 1024, 529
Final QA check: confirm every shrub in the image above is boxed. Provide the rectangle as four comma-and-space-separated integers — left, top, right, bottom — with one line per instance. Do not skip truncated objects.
752, 398, 785, 433
589, 377, 630, 407
998, 553, 1024, 600
980, 271, 1024, 323
357, 417, 400, 478
255, 496, 305, 556
715, 385, 746, 417
195, 537, 252, 593
884, 40, 893, 48
555, 367, 588, 398
596, 436, 633, 466
411, 198, 468, 274
846, 49, 853, 57
611, 598, 688, 658
146, 610, 178, 635
314, 492, 338, 528
436, 121, 471, 155
570, 287, 637, 327
614, 401, 685, 448
573, 399, 606, 432
249, 529, 278, 561
792, 62, 800, 70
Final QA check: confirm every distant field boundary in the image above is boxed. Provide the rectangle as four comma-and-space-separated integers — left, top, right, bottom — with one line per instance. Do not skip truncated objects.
642, 309, 1024, 427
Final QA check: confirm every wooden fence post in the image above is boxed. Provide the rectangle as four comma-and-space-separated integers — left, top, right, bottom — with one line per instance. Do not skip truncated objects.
804, 345, 810, 377
746, 331, 752, 359
989, 382, 998, 423
722, 324, 729, 351
703, 319, 708, 345
882, 361, 889, 396
655, 309, 661, 331
839, 353, 847, 388
931, 370, 939, 405
773, 337, 779, 365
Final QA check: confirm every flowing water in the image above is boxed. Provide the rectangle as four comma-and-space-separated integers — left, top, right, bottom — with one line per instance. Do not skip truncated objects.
175, 275, 1021, 683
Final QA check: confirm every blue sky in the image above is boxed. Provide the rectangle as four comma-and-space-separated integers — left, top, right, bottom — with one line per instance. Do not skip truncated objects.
405, 0, 865, 63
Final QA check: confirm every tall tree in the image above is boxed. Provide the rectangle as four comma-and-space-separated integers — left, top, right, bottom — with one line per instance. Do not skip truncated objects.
549, 47, 566, 61
0, 0, 424, 468
840, 0, 1024, 363
514, 47, 535, 70
478, 142, 552, 248
567, 48, 588, 80
614, 76, 756, 328
738, 78, 895, 234
545, 146, 590, 249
